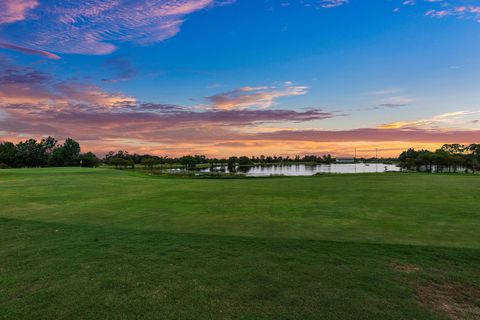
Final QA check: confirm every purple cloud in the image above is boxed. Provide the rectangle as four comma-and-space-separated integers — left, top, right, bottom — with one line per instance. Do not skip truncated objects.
0, 42, 60, 60
254, 128, 480, 143
2, 99, 479, 157
0, 99, 341, 155
0, 58, 133, 105
0, 0, 37, 24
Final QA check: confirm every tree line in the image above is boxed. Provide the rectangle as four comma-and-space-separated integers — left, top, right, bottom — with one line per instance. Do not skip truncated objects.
398, 144, 480, 173
2, 137, 479, 173
1, 137, 338, 169
0, 137, 99, 168
103, 151, 337, 169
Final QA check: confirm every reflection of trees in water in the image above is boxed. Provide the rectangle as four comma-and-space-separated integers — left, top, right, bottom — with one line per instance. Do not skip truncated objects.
237, 166, 251, 174
204, 163, 399, 175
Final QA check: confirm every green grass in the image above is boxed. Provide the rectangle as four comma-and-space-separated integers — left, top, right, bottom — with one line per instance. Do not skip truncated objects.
1, 168, 479, 319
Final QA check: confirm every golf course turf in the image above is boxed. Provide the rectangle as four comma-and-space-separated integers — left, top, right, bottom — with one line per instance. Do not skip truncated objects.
1, 168, 479, 319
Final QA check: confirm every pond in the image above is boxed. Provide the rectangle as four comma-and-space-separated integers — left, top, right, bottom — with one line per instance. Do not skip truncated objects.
195, 163, 400, 176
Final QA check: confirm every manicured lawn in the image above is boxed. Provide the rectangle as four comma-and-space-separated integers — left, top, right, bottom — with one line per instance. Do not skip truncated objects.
1, 168, 479, 319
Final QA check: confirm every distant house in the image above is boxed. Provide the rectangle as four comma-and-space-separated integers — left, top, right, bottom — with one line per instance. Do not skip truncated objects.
336, 157, 355, 164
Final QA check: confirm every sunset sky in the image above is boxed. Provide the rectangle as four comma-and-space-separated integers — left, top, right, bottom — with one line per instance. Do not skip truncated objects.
1, 0, 479, 157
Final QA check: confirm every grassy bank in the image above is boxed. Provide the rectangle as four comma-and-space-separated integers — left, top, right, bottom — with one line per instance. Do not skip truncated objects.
1, 168, 479, 319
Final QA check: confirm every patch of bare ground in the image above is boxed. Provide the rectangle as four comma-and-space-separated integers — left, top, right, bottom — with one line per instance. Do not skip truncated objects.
416, 282, 480, 320
389, 261, 421, 274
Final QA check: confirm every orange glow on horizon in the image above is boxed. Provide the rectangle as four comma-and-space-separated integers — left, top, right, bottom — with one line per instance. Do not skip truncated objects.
1, 134, 451, 158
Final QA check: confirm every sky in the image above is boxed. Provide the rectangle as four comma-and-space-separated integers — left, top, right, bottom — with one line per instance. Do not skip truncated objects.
0, 0, 479, 157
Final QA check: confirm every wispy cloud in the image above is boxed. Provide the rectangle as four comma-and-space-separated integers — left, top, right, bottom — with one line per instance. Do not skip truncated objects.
0, 0, 38, 24
380, 110, 480, 129
300, 0, 480, 24
368, 88, 402, 96
254, 127, 480, 144
377, 96, 415, 108
425, 4, 480, 22
275, 0, 349, 9
206, 82, 308, 110
0, 0, 224, 57
0, 58, 133, 106
366, 89, 415, 109
2, 0, 478, 60
0, 42, 60, 60
319, 0, 349, 8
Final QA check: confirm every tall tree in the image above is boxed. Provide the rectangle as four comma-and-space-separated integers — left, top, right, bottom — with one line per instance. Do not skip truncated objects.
0, 142, 17, 167
48, 138, 81, 167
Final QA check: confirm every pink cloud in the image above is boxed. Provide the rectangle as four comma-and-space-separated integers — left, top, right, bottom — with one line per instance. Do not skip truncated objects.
207, 83, 308, 110
425, 9, 451, 18
1, 93, 478, 157
0, 60, 337, 154
424, 4, 480, 21
0, 101, 340, 157
0, 42, 60, 60
0, 0, 220, 56
0, 59, 133, 106
1, 61, 476, 156
254, 128, 480, 144
0, 0, 37, 24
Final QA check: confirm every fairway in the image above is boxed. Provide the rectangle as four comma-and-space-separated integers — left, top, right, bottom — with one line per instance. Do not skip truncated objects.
1, 168, 480, 319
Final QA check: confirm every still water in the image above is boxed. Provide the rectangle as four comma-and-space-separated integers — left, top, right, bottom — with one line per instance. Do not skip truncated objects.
198, 163, 400, 177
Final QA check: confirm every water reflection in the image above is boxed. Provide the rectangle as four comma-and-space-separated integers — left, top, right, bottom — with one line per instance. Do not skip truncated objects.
201, 163, 400, 176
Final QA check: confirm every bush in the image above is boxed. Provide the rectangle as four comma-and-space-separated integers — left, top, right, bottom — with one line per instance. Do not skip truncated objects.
0, 163, 10, 169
